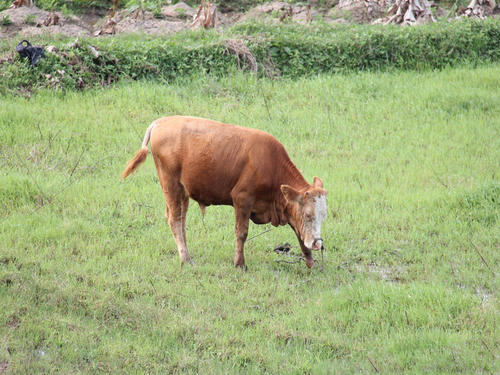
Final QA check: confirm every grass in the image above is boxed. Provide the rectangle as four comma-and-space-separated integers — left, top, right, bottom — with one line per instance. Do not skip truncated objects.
0, 65, 499, 374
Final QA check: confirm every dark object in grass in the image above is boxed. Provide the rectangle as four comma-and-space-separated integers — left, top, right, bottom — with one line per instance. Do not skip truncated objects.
273, 242, 325, 269
273, 243, 305, 264
16, 40, 45, 66
274, 242, 292, 255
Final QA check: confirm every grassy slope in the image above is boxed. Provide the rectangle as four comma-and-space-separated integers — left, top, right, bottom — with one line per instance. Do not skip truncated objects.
0, 66, 498, 374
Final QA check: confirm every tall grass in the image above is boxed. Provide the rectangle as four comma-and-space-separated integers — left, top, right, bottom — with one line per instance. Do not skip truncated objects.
0, 66, 498, 373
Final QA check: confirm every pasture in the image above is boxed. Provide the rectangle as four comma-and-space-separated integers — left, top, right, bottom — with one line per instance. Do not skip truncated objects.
0, 66, 499, 374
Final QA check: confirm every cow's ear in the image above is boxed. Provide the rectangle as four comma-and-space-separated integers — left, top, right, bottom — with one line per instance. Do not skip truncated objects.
313, 177, 324, 188
281, 185, 302, 203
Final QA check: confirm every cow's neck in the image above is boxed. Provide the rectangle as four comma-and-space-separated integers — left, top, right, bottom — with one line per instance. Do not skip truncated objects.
272, 158, 309, 227
280, 158, 309, 191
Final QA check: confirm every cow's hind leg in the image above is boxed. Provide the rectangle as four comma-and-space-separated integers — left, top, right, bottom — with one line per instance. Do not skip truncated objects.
180, 194, 189, 254
165, 188, 192, 265
154, 157, 191, 265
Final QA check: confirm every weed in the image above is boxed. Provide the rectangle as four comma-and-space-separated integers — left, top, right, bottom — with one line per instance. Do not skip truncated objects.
24, 14, 36, 25
1, 14, 12, 25
174, 7, 187, 18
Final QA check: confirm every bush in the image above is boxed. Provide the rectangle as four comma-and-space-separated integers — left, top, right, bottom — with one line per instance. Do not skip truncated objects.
2, 18, 500, 94
0, 0, 9, 11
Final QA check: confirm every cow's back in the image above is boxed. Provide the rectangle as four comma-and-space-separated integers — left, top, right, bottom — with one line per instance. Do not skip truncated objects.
150, 116, 284, 207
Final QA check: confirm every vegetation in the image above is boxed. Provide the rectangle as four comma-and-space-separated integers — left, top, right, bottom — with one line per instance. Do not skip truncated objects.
0, 14, 11, 24
2, 18, 500, 94
0, 66, 498, 373
23, 13, 35, 24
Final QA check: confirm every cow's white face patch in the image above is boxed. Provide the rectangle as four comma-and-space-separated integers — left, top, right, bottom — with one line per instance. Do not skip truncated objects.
302, 194, 327, 250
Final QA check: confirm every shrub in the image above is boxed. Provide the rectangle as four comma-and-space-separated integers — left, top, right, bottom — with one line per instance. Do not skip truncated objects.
24, 14, 36, 25
0, 0, 9, 11
2, 18, 500, 94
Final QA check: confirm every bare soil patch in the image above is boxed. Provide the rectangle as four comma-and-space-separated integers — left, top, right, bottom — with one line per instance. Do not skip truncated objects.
331, 0, 387, 24
1, 1, 328, 38
108, 10, 187, 35
0, 6, 91, 38
241, 1, 321, 23
2, 0, 497, 39
93, 1, 236, 36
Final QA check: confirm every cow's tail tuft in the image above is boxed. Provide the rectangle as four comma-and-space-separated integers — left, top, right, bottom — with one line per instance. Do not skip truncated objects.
121, 146, 148, 179
121, 123, 155, 179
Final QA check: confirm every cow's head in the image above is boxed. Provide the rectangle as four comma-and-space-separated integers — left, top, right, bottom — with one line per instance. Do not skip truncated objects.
281, 177, 327, 267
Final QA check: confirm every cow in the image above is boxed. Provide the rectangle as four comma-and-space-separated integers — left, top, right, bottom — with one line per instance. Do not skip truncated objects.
122, 116, 327, 269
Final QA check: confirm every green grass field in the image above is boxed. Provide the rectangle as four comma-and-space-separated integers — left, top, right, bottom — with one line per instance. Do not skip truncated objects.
0, 66, 499, 374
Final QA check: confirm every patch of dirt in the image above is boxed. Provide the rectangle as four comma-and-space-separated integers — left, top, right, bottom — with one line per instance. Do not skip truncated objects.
0, 6, 91, 38
77, 9, 106, 28
332, 0, 387, 23
162, 1, 197, 19
0, 0, 426, 39
112, 10, 187, 35
241, 1, 321, 23
2, 0, 490, 38
93, 1, 239, 35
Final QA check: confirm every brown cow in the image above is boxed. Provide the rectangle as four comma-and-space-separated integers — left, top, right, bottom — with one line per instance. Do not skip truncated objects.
122, 116, 327, 269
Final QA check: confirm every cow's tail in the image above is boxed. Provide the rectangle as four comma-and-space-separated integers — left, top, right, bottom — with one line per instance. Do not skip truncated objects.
121, 123, 156, 179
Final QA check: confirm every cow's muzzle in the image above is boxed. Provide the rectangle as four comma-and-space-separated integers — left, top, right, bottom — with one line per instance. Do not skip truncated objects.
312, 238, 323, 251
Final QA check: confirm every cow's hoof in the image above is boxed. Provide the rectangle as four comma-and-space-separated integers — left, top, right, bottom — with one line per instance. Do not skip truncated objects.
305, 258, 315, 269
181, 257, 193, 267
235, 263, 248, 272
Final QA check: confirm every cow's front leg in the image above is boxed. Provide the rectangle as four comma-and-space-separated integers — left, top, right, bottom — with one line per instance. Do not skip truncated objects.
233, 199, 252, 270
294, 231, 315, 269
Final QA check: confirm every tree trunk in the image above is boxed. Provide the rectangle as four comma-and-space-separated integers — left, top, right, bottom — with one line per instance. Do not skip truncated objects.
191, 0, 217, 29
457, 0, 496, 18
381, 0, 435, 24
